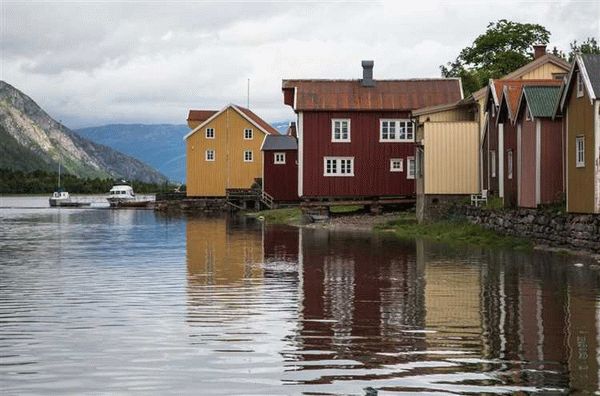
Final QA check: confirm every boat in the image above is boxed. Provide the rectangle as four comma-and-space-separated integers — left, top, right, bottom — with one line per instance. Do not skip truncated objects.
106, 181, 152, 208
49, 161, 90, 207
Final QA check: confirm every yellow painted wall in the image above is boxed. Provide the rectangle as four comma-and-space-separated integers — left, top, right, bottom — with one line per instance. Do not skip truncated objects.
423, 122, 479, 194
418, 107, 473, 122
521, 63, 567, 80
566, 86, 596, 213
186, 107, 266, 197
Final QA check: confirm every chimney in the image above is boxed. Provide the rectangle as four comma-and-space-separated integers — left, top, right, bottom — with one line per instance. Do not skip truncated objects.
361, 60, 375, 87
533, 44, 546, 59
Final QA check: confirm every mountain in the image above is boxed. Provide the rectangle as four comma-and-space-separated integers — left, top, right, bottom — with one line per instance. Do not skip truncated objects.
77, 120, 294, 183
0, 81, 167, 184
76, 124, 188, 183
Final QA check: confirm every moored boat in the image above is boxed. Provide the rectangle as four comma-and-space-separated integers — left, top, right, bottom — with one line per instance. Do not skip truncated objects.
106, 181, 151, 208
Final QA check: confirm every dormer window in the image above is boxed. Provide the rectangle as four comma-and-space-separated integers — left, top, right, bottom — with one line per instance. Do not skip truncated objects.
576, 71, 584, 98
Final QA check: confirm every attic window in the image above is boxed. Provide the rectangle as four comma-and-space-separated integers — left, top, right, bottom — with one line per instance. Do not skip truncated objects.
576, 72, 584, 98
206, 128, 215, 139
244, 128, 253, 140
526, 107, 532, 121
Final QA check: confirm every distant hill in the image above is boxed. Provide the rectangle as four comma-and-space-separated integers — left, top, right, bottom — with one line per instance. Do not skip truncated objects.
76, 124, 188, 183
77, 120, 294, 183
0, 81, 168, 184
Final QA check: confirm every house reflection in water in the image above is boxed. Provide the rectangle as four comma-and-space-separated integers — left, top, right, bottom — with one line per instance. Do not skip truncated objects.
185, 217, 600, 391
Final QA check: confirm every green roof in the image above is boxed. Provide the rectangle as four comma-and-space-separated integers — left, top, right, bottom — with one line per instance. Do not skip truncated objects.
523, 86, 562, 118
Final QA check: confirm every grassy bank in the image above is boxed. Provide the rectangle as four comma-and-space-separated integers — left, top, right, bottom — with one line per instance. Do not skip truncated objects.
247, 207, 303, 224
375, 212, 532, 250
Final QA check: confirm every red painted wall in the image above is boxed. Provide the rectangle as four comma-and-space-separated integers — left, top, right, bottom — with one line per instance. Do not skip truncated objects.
519, 118, 537, 208
486, 114, 499, 194
301, 111, 415, 198
503, 122, 518, 207
264, 150, 298, 202
540, 119, 564, 204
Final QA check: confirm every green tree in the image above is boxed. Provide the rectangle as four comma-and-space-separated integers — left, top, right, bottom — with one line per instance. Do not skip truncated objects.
441, 19, 550, 96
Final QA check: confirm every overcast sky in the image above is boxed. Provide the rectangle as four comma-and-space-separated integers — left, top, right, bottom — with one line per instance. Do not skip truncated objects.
1, 0, 598, 128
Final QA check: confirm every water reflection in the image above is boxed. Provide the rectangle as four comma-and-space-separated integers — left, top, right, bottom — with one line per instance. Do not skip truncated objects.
185, 219, 600, 394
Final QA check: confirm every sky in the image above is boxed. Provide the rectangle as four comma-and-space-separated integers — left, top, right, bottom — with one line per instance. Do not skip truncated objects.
1, 0, 599, 128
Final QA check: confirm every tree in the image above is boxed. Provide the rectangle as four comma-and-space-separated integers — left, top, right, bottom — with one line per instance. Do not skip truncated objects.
568, 37, 600, 61
441, 20, 550, 96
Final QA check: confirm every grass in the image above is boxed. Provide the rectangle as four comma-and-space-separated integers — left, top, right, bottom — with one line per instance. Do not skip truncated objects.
330, 205, 364, 214
246, 207, 302, 224
376, 212, 532, 250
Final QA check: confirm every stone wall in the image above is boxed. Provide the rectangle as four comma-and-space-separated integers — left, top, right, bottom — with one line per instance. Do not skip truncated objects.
449, 205, 600, 253
154, 198, 229, 214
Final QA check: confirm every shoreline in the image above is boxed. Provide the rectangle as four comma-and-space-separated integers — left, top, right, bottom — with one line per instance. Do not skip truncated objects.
248, 208, 600, 262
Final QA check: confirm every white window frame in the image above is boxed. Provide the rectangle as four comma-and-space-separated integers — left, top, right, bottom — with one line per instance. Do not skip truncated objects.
206, 128, 215, 139
507, 149, 513, 180
575, 135, 585, 168
379, 119, 414, 142
390, 158, 403, 172
491, 150, 497, 178
205, 149, 215, 162
407, 157, 415, 179
331, 119, 351, 142
244, 128, 253, 140
274, 152, 286, 164
323, 156, 354, 177
244, 150, 253, 162
576, 72, 584, 98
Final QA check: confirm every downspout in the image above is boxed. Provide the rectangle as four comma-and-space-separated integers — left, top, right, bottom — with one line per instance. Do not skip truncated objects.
595, 100, 600, 213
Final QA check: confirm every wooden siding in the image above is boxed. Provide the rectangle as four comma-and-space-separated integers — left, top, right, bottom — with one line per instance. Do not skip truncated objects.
186, 107, 266, 197
301, 111, 415, 198
566, 86, 596, 213
186, 217, 263, 285
423, 122, 479, 194
263, 150, 298, 201
486, 113, 499, 194
540, 119, 564, 204
519, 117, 537, 208
418, 107, 473, 122
503, 122, 518, 207
521, 63, 567, 80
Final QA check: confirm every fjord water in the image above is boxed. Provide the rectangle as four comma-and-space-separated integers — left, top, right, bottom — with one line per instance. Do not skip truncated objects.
1, 197, 599, 394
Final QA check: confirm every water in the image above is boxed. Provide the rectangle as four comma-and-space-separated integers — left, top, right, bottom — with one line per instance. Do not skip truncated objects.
1, 197, 599, 394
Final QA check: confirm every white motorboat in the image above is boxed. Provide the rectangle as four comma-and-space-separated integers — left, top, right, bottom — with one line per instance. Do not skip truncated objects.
107, 181, 150, 208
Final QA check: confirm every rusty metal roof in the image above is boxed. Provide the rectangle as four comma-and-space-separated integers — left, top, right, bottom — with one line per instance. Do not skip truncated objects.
187, 110, 217, 122
282, 79, 462, 111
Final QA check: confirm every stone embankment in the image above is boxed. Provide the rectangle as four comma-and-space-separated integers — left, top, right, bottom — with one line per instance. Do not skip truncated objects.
451, 206, 600, 253
154, 198, 229, 213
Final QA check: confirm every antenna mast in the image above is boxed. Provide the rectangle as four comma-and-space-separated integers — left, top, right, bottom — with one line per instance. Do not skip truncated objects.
247, 78, 250, 109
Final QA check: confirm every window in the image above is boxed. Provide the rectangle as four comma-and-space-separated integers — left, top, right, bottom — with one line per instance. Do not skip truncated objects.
205, 149, 215, 161
331, 119, 351, 142
407, 157, 415, 179
206, 128, 215, 139
576, 136, 585, 167
244, 128, 253, 140
507, 150, 513, 180
244, 150, 253, 162
526, 108, 532, 121
491, 150, 497, 178
380, 119, 414, 142
274, 152, 286, 164
324, 157, 354, 176
390, 158, 403, 172
576, 72, 584, 98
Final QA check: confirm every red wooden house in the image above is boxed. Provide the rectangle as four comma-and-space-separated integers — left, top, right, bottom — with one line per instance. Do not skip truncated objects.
282, 61, 462, 202
488, 79, 562, 207
261, 123, 298, 203
514, 85, 564, 207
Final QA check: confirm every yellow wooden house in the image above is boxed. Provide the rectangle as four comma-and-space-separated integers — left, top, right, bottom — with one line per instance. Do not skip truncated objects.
184, 104, 279, 197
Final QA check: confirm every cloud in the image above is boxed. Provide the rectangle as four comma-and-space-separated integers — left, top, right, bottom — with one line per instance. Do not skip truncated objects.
1, 0, 598, 128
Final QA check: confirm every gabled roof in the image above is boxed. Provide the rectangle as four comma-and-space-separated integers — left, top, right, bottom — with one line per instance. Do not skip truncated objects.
473, 53, 570, 100
187, 110, 217, 123
558, 53, 600, 114
412, 96, 475, 116
184, 104, 278, 140
496, 79, 562, 123
282, 79, 463, 111
516, 86, 562, 120
261, 134, 298, 151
